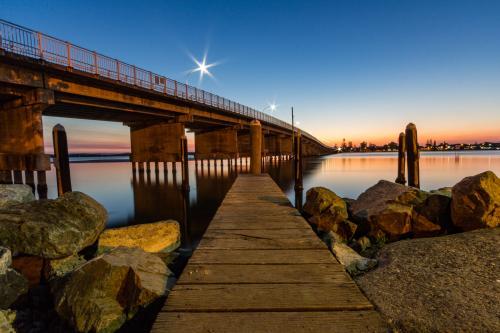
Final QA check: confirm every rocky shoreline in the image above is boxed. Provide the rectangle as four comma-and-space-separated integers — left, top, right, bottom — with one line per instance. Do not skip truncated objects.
1, 170, 498, 332
0, 186, 182, 333
302, 170, 499, 331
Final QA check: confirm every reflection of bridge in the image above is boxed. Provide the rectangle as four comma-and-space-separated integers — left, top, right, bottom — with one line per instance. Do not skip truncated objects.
0, 19, 334, 195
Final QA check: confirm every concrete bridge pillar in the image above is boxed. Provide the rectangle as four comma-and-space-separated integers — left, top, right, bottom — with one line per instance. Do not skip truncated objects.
194, 127, 238, 161
250, 120, 262, 175
0, 88, 52, 197
129, 122, 185, 169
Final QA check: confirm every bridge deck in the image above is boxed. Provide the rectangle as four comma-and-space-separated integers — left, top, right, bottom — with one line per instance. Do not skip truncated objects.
152, 174, 387, 332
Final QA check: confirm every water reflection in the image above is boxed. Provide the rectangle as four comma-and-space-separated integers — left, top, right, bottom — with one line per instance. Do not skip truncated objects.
42, 151, 500, 248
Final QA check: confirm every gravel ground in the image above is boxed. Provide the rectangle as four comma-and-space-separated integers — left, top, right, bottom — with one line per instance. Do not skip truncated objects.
355, 228, 500, 333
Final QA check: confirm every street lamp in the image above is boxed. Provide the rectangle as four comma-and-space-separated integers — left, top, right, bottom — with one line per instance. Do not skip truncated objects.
262, 102, 277, 114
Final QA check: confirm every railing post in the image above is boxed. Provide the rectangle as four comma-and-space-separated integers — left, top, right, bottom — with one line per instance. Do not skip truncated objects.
174, 81, 178, 96
53, 124, 72, 196
163, 77, 167, 94
149, 72, 153, 89
66, 42, 71, 68
116, 60, 120, 81
37, 32, 43, 59
395, 132, 406, 185
405, 123, 420, 188
93, 51, 98, 75
133, 66, 137, 85
185, 85, 188, 99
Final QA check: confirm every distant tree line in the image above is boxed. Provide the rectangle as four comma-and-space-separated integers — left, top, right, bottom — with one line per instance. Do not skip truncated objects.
334, 138, 500, 153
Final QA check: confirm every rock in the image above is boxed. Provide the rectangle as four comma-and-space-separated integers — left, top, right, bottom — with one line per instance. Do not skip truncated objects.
451, 171, 500, 231
304, 187, 350, 239
0, 268, 28, 309
0, 309, 16, 333
0, 246, 11, 274
412, 212, 442, 238
342, 197, 356, 218
53, 247, 170, 333
356, 236, 371, 252
416, 192, 451, 232
44, 255, 86, 281
0, 184, 34, 208
324, 232, 377, 276
303, 187, 346, 217
351, 180, 428, 240
329, 219, 357, 242
0, 191, 107, 258
355, 228, 500, 332
99, 220, 180, 253
11, 255, 44, 286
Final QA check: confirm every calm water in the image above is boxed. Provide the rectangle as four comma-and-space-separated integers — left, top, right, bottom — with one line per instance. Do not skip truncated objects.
43, 151, 500, 248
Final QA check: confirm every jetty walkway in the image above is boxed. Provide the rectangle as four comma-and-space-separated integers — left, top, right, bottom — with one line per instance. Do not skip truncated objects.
152, 174, 387, 332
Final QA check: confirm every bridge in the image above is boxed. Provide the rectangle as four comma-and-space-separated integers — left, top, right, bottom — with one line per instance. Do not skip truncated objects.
0, 19, 334, 195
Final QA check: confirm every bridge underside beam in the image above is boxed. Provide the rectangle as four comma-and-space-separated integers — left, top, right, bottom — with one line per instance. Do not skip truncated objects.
195, 128, 238, 160
130, 122, 184, 163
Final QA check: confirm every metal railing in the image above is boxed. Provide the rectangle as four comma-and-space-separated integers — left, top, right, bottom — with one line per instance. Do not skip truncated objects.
0, 19, 331, 149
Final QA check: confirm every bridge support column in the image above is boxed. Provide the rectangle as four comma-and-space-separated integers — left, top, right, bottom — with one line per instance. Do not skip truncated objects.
129, 122, 185, 183
194, 127, 238, 162
250, 120, 262, 175
0, 88, 52, 198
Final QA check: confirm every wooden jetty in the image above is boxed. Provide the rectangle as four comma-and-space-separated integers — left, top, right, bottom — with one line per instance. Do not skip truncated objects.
152, 174, 387, 332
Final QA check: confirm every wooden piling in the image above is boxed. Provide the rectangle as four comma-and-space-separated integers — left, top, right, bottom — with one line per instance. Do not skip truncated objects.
25, 170, 35, 193
395, 132, 406, 185
36, 171, 47, 199
294, 129, 303, 192
250, 120, 262, 175
53, 124, 72, 196
13, 170, 23, 184
181, 135, 190, 192
405, 123, 420, 188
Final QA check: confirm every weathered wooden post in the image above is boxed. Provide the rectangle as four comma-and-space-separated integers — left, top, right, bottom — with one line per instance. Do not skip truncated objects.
250, 120, 262, 175
52, 124, 72, 196
25, 170, 35, 192
180, 135, 190, 192
405, 123, 420, 188
294, 129, 303, 210
395, 132, 406, 185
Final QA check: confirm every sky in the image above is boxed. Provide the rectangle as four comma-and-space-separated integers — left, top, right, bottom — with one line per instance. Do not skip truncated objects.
1, 0, 499, 152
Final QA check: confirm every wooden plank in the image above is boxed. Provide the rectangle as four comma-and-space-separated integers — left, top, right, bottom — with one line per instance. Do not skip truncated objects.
188, 249, 338, 265
152, 311, 387, 333
177, 264, 350, 284
197, 229, 327, 250
164, 284, 374, 312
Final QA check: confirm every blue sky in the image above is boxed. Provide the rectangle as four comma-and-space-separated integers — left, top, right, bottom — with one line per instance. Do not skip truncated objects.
1, 0, 499, 151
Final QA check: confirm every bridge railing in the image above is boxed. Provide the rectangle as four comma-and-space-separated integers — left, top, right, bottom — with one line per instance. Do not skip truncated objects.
0, 19, 331, 149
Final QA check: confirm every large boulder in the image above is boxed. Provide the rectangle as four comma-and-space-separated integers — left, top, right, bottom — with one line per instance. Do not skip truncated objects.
351, 180, 429, 240
0, 248, 28, 309
98, 220, 180, 253
304, 187, 350, 239
53, 247, 170, 333
0, 184, 34, 209
451, 171, 500, 231
303, 187, 346, 217
355, 228, 500, 332
0, 191, 107, 258
0, 247, 11, 274
0, 309, 16, 333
